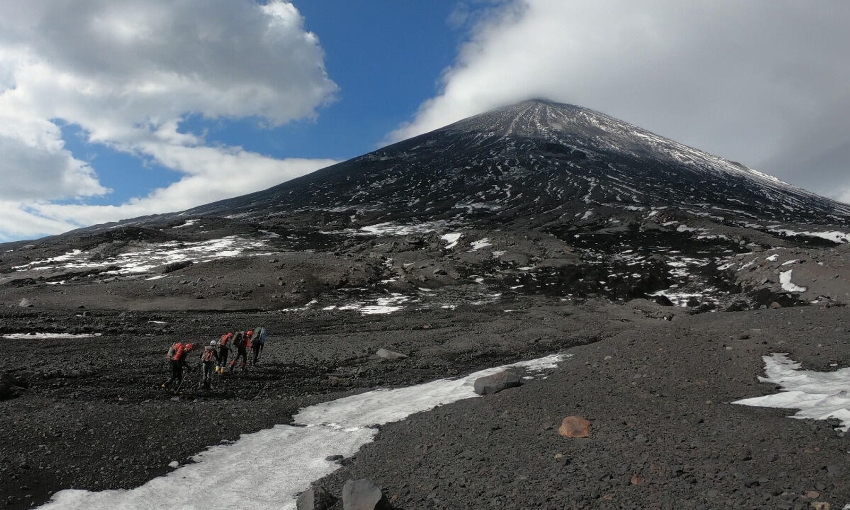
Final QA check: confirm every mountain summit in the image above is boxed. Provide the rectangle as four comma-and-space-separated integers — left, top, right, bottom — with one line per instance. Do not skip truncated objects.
3, 99, 850, 314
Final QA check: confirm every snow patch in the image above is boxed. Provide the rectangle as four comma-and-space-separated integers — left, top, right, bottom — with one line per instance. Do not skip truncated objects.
735, 353, 850, 431
441, 233, 462, 249
779, 270, 807, 293
2, 333, 102, 340
770, 228, 850, 244
469, 238, 491, 251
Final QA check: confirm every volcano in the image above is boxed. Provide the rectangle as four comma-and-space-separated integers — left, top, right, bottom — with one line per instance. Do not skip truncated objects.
2, 99, 850, 312
189, 99, 850, 229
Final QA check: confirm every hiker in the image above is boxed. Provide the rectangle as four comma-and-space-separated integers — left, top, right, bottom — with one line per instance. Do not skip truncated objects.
229, 331, 248, 372
251, 326, 267, 365
200, 340, 219, 390
163, 341, 195, 392
216, 332, 233, 373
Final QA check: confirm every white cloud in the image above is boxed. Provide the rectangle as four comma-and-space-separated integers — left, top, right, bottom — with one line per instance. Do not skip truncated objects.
392, 0, 850, 201
0, 154, 336, 242
0, 201, 80, 242
0, 0, 338, 240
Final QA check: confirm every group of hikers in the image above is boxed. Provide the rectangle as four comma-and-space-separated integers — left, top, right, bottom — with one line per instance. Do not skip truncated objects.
162, 327, 268, 393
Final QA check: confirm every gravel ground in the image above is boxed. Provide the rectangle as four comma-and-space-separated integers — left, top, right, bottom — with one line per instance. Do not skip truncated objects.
2, 299, 849, 509
0, 296, 627, 509
317, 305, 850, 510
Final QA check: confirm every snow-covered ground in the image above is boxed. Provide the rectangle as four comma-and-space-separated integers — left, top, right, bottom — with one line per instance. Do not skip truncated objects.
37, 354, 569, 510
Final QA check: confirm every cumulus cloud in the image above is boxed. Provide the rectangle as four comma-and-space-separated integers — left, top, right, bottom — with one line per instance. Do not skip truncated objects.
17, 155, 336, 237
393, 0, 850, 202
0, 0, 338, 240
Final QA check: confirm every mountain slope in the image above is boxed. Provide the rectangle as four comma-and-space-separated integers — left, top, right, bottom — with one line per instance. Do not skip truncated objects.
187, 99, 850, 229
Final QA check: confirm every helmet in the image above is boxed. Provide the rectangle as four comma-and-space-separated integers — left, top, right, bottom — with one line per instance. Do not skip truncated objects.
185, 343, 195, 351
210, 340, 217, 346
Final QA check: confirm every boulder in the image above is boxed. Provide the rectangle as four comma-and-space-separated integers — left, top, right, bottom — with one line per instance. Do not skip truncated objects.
558, 416, 591, 438
162, 260, 194, 274
654, 295, 673, 307
0, 381, 14, 400
0, 372, 27, 401
375, 348, 407, 360
473, 371, 522, 395
342, 479, 389, 510
296, 486, 337, 510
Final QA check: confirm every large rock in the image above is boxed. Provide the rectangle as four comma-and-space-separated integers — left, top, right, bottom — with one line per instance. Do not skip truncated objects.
342, 479, 389, 510
296, 485, 337, 510
473, 370, 522, 395
558, 416, 591, 438
0, 372, 27, 401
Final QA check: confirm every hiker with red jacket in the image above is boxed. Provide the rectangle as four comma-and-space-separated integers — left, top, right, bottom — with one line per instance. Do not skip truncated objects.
162, 341, 195, 392
216, 332, 233, 374
200, 340, 219, 390
229, 331, 249, 372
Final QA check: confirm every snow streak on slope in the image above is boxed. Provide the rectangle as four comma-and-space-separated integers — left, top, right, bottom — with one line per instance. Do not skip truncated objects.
11, 235, 271, 276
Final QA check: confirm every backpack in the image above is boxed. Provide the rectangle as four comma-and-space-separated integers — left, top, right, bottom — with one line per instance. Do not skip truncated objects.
201, 346, 216, 363
220, 333, 233, 347
169, 342, 186, 361
253, 327, 266, 346
233, 331, 246, 348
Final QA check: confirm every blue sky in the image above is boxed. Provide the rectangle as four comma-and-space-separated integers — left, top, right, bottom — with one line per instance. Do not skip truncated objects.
57, 2, 471, 208
1, 1, 849, 242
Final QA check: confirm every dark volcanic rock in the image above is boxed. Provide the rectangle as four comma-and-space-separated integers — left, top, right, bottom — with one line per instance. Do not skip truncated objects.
162, 260, 194, 274
0, 372, 27, 400
297, 485, 337, 510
